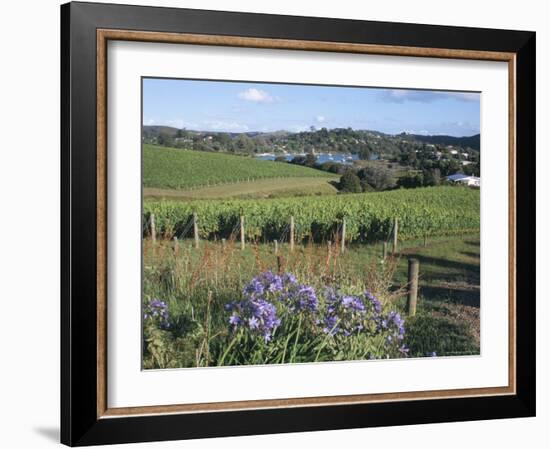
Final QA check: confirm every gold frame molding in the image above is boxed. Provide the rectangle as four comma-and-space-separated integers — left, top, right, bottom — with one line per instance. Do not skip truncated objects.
96, 29, 516, 419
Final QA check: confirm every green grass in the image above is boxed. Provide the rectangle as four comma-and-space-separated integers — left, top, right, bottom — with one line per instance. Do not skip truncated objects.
144, 176, 339, 200
142, 234, 480, 368
396, 236, 480, 307
143, 144, 336, 190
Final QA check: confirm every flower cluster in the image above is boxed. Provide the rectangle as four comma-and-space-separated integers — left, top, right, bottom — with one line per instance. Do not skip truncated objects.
282, 283, 318, 312
226, 272, 408, 356
225, 298, 281, 342
364, 291, 382, 314
243, 270, 284, 298
144, 298, 170, 329
376, 310, 407, 354
322, 289, 370, 336
227, 271, 319, 342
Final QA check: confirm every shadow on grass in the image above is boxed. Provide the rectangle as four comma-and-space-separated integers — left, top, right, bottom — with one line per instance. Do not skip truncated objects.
410, 254, 480, 285
413, 254, 479, 277
328, 180, 340, 189
420, 285, 480, 308
461, 251, 481, 259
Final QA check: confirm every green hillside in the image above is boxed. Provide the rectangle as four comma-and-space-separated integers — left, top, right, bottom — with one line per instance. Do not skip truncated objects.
143, 144, 336, 190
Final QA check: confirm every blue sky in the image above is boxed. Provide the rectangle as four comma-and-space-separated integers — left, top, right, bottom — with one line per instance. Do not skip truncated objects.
143, 78, 480, 137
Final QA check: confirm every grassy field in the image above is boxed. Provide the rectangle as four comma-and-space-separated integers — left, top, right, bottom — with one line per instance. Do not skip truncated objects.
144, 176, 339, 200
142, 234, 480, 368
143, 144, 337, 190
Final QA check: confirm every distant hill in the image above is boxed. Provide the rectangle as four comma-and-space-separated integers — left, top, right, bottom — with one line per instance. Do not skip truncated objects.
142, 125, 182, 138
402, 133, 480, 151
142, 126, 480, 156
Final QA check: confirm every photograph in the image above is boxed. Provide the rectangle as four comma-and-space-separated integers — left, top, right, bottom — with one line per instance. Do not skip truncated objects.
141, 78, 481, 369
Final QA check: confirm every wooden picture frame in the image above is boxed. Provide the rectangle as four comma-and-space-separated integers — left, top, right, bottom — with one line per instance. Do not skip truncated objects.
61, 1, 535, 446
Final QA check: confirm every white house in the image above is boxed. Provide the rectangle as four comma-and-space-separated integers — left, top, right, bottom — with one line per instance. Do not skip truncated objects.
447, 173, 480, 187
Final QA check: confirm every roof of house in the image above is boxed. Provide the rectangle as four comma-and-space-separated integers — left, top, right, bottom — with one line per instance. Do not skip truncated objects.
447, 173, 480, 182
447, 173, 469, 181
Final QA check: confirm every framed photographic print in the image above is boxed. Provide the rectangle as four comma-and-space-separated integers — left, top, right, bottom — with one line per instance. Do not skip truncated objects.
61, 1, 536, 446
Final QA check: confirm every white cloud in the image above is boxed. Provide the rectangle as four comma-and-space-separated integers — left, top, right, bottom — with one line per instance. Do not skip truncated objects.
404, 129, 430, 135
289, 124, 309, 132
202, 120, 249, 132
446, 92, 480, 102
381, 89, 479, 104
143, 118, 197, 129
238, 88, 277, 103
316, 115, 326, 123
143, 118, 249, 132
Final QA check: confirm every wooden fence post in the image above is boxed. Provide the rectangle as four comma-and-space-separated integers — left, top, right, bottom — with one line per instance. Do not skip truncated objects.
221, 238, 226, 249
383, 241, 387, 260
150, 213, 156, 243
240, 215, 245, 250
424, 234, 427, 247
193, 213, 199, 249
407, 258, 419, 316
290, 216, 295, 252
341, 218, 346, 253
393, 217, 398, 254
274, 239, 278, 254
277, 255, 282, 273
173, 236, 178, 255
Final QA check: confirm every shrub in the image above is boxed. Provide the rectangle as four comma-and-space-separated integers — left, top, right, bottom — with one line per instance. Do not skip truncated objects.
338, 170, 362, 193
357, 165, 396, 191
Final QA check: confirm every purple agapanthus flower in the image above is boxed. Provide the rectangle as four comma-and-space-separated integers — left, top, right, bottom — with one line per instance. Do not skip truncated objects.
226, 297, 281, 342
143, 298, 170, 329
377, 310, 406, 347
243, 271, 284, 298
283, 283, 318, 312
365, 291, 382, 314
322, 288, 370, 337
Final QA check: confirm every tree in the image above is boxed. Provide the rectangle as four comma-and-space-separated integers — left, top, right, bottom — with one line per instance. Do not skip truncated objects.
216, 132, 232, 149
157, 133, 174, 147
438, 159, 461, 176
304, 153, 317, 166
319, 161, 345, 174
397, 172, 424, 189
236, 134, 253, 153
338, 170, 362, 193
357, 165, 395, 191
462, 163, 480, 177
357, 145, 372, 161
290, 155, 306, 166
422, 168, 441, 186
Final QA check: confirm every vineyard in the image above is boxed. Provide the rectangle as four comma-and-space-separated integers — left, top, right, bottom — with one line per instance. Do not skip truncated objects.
143, 144, 336, 190
144, 186, 479, 242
